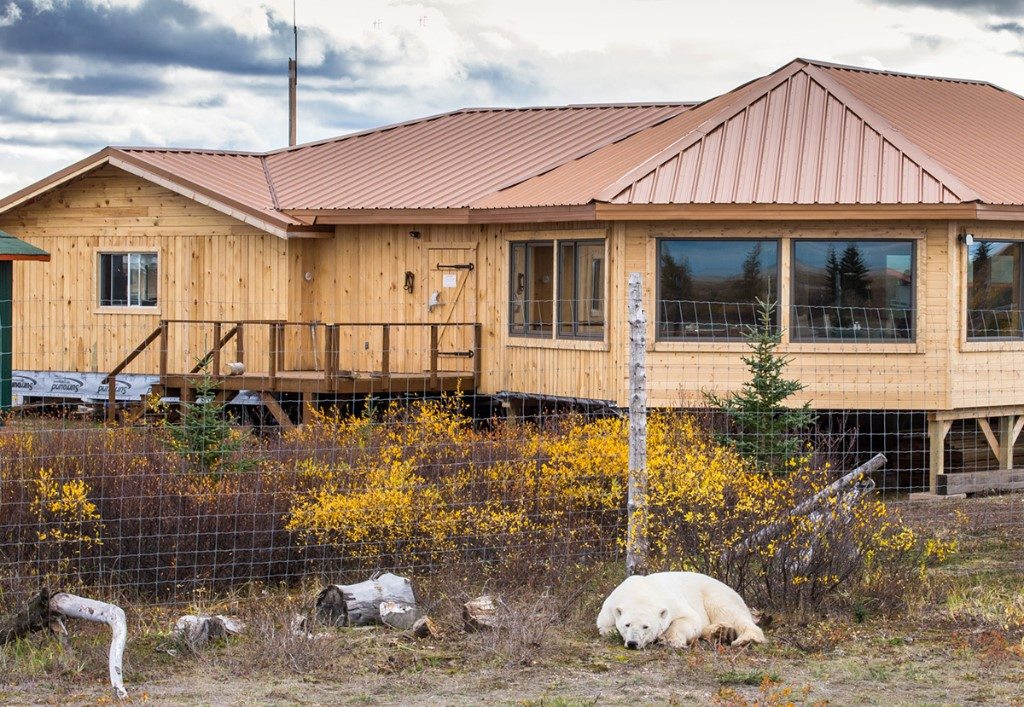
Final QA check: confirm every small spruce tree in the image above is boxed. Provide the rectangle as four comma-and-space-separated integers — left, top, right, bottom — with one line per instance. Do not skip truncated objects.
705, 299, 816, 472
166, 369, 247, 477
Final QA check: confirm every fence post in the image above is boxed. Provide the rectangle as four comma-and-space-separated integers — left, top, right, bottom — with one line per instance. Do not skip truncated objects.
627, 272, 649, 576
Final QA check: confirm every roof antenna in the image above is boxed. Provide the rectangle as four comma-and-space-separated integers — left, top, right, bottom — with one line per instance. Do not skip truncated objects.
288, 0, 298, 147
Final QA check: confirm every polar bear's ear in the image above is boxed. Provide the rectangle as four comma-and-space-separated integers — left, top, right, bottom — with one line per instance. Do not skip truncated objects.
659, 608, 668, 619
614, 607, 622, 617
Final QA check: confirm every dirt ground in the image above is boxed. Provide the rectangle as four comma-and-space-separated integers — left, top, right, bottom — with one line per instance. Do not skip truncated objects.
3, 495, 1024, 706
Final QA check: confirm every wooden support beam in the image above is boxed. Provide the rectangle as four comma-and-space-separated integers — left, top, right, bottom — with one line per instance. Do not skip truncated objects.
260, 392, 293, 428
928, 418, 952, 495
212, 322, 222, 374
235, 322, 245, 366
1000, 416, 1016, 470
473, 323, 482, 389
978, 418, 1002, 463
268, 324, 278, 383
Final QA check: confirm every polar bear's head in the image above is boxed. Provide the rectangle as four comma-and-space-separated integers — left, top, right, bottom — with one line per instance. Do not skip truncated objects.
614, 603, 669, 650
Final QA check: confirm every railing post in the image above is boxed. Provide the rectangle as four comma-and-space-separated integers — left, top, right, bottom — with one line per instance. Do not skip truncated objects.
429, 324, 439, 387
159, 320, 169, 381
211, 321, 222, 375
325, 324, 338, 379
106, 372, 117, 423
473, 323, 482, 389
268, 323, 278, 384
275, 322, 286, 373
235, 322, 245, 367
381, 324, 391, 384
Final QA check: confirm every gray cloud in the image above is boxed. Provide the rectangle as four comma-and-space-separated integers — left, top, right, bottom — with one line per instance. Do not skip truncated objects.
0, 0, 372, 79
989, 20, 1024, 34
42, 73, 167, 98
873, 0, 1024, 14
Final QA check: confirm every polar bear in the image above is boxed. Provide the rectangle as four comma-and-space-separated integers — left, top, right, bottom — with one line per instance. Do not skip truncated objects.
596, 572, 765, 650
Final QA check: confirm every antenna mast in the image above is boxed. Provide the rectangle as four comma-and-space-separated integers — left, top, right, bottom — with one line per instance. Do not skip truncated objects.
288, 0, 297, 146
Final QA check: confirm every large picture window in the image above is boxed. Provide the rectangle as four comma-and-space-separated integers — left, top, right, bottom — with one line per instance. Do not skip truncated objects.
558, 240, 604, 339
967, 240, 1023, 339
791, 240, 913, 342
99, 252, 158, 307
656, 239, 779, 340
509, 241, 554, 336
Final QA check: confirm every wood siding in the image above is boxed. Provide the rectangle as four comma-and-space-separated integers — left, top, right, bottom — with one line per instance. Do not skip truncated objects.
0, 165, 288, 376
1, 163, 1015, 414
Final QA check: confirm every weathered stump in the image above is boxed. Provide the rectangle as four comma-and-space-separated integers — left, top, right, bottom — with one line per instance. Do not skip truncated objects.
174, 615, 245, 645
316, 573, 417, 627
463, 595, 500, 632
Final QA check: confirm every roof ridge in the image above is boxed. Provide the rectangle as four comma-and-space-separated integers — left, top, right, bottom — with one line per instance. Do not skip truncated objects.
800, 57, 998, 88
114, 146, 267, 157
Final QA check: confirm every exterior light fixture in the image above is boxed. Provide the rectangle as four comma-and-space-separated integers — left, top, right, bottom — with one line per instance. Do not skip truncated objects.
409, 230, 421, 239
958, 232, 975, 246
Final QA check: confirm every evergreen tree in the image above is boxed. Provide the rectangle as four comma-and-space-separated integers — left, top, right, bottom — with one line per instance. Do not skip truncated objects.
658, 251, 694, 326
736, 242, 766, 302
705, 299, 816, 472
838, 243, 871, 304
824, 246, 841, 308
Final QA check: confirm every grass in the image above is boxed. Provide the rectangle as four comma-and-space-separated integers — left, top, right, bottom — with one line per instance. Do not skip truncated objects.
3, 493, 1024, 704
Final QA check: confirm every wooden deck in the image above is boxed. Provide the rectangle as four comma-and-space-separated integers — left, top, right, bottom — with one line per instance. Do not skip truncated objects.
105, 319, 482, 423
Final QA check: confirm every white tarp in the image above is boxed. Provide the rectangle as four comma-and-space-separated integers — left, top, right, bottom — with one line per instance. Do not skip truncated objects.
12, 370, 261, 406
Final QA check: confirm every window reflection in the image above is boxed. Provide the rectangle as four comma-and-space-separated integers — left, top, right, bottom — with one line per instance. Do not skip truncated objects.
656, 239, 778, 341
791, 240, 913, 341
967, 241, 1023, 339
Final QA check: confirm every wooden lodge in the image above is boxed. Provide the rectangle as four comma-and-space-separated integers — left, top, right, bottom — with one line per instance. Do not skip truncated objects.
4, 58, 1024, 493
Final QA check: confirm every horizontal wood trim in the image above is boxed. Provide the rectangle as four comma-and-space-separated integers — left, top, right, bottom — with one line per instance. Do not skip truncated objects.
92, 307, 161, 316
0, 254, 50, 262
595, 203, 979, 221
930, 405, 1024, 421
506, 336, 610, 351
292, 208, 472, 224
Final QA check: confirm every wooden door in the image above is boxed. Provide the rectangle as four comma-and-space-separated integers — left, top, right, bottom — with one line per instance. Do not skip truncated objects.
426, 247, 477, 372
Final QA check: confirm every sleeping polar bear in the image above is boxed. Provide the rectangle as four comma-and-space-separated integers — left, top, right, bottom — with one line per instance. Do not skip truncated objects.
597, 572, 765, 650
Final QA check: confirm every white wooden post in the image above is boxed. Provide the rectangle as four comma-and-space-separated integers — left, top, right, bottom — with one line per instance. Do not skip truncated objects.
627, 272, 649, 576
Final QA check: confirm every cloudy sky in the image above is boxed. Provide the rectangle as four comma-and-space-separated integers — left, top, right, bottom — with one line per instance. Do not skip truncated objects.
2, 0, 1024, 194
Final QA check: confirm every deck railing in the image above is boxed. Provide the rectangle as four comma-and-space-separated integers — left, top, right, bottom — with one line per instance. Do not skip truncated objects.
104, 319, 482, 420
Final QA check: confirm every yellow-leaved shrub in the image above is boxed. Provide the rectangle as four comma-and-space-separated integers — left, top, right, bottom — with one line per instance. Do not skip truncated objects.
284, 395, 953, 608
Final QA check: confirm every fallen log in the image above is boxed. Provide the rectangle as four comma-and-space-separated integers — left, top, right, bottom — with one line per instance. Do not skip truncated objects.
316, 572, 417, 627
723, 453, 886, 563
1, 590, 129, 699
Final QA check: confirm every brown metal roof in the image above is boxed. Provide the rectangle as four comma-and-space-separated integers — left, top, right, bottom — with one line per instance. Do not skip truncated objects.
263, 105, 691, 209
6, 59, 1024, 231
478, 59, 993, 208
815, 62, 1024, 205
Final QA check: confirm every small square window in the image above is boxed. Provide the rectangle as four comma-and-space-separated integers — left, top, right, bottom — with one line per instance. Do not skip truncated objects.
99, 252, 158, 307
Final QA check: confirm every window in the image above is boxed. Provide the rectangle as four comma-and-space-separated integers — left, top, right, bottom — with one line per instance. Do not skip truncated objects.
967, 240, 1023, 339
791, 240, 913, 342
509, 242, 554, 336
558, 240, 605, 339
656, 239, 779, 340
99, 252, 158, 307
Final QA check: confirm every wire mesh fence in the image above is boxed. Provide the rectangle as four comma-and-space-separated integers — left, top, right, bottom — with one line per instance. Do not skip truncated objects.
0, 285, 1018, 612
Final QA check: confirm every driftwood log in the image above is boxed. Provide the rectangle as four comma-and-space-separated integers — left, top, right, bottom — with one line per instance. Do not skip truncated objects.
316, 573, 417, 627
1, 590, 128, 700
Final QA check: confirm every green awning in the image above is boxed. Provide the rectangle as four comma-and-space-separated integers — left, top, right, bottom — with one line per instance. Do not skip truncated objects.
0, 229, 49, 261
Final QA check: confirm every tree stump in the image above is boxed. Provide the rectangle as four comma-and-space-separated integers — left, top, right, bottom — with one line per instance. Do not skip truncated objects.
379, 601, 424, 631
316, 573, 417, 627
463, 595, 500, 632
174, 615, 245, 645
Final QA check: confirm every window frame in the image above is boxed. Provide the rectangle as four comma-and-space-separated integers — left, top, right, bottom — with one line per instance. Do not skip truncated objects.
508, 237, 607, 341
97, 250, 159, 310
508, 240, 555, 338
654, 236, 781, 343
965, 239, 1024, 342
788, 238, 916, 344
557, 238, 606, 341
